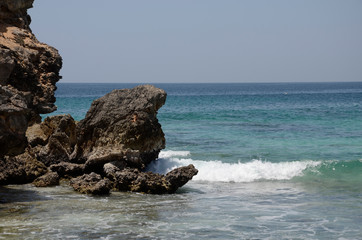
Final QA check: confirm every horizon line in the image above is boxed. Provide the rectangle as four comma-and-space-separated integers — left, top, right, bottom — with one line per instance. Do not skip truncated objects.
57, 81, 362, 84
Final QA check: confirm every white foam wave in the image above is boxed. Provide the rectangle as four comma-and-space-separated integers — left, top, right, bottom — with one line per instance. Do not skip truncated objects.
148, 150, 321, 183
158, 150, 191, 158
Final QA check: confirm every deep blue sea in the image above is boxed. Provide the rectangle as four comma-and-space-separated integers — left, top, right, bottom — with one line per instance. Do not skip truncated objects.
1, 82, 362, 239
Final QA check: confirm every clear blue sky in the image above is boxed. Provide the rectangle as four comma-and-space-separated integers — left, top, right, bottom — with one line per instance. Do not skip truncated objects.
29, 0, 362, 83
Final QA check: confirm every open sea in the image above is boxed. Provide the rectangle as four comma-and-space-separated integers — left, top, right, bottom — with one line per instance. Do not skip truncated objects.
1, 82, 362, 239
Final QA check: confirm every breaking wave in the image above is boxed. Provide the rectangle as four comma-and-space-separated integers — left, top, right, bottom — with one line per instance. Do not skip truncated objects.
147, 150, 362, 183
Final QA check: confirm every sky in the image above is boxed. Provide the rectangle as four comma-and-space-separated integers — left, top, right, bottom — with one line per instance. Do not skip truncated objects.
29, 0, 362, 83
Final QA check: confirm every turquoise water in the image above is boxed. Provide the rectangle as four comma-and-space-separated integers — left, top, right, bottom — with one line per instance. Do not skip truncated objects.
1, 82, 362, 239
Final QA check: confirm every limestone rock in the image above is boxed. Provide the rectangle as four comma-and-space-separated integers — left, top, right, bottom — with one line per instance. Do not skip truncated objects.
26, 114, 77, 166
0, 0, 34, 29
113, 165, 198, 194
70, 172, 112, 195
33, 171, 59, 187
103, 161, 126, 181
49, 162, 84, 178
0, 149, 47, 184
0, 85, 29, 157
0, 8, 62, 114
0, 0, 62, 158
76, 85, 167, 169
165, 164, 199, 193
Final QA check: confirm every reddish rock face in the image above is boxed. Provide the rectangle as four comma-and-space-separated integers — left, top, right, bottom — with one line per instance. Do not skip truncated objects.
0, 0, 62, 157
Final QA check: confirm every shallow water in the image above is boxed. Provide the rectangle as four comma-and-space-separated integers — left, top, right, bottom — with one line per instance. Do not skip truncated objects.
1, 82, 362, 239
1, 178, 361, 239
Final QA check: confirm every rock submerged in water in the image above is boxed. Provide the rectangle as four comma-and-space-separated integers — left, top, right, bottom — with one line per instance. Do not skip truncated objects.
70, 172, 112, 195
33, 171, 59, 187
0, 1, 198, 194
114, 164, 198, 194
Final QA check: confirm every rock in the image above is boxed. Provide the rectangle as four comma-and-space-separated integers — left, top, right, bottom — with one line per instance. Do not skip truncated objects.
165, 164, 198, 193
33, 171, 59, 187
129, 171, 171, 194
49, 162, 84, 178
0, 85, 30, 157
0, 0, 33, 29
0, 0, 62, 158
103, 161, 126, 181
114, 168, 142, 192
70, 172, 112, 195
113, 165, 198, 194
0, 6, 62, 114
26, 115, 77, 166
76, 85, 167, 170
0, 149, 47, 184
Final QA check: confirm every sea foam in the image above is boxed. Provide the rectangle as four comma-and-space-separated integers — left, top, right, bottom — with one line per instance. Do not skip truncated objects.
147, 150, 322, 182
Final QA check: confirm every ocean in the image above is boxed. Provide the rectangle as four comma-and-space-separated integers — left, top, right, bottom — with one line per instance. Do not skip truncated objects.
1, 82, 362, 239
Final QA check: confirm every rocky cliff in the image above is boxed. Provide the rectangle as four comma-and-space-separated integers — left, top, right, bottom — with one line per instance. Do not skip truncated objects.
0, 0, 62, 157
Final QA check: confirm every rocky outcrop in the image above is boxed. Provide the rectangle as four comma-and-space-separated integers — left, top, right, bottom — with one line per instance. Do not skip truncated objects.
33, 171, 59, 187
49, 162, 85, 178
0, 85, 30, 157
70, 172, 112, 195
26, 114, 77, 166
0, 0, 62, 157
0, 2, 197, 194
76, 85, 167, 170
113, 164, 198, 194
0, 148, 47, 184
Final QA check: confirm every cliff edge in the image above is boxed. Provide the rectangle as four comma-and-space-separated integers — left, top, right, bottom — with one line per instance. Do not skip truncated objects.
0, 0, 62, 157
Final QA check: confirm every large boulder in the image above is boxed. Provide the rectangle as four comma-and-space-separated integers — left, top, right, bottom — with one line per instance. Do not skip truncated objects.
76, 85, 167, 170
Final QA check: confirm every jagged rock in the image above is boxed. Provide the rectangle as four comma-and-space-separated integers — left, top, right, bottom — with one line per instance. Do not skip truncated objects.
0, 149, 47, 184
49, 162, 84, 178
76, 85, 167, 170
103, 161, 126, 181
33, 171, 59, 187
165, 164, 199, 193
113, 165, 198, 194
0, 0, 33, 29
0, 85, 30, 157
0, 0, 62, 159
114, 168, 142, 191
0, 4, 62, 114
26, 114, 77, 166
70, 172, 112, 195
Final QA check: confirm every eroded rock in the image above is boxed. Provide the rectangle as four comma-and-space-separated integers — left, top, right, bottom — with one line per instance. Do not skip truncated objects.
0, 0, 62, 158
0, 85, 29, 157
33, 171, 59, 187
113, 164, 198, 194
75, 85, 166, 170
165, 164, 199, 193
49, 162, 85, 178
0, 149, 47, 184
70, 172, 112, 195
